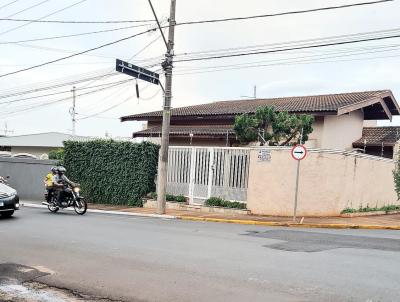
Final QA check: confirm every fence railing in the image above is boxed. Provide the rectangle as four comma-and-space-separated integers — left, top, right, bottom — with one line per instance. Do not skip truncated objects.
167, 147, 250, 204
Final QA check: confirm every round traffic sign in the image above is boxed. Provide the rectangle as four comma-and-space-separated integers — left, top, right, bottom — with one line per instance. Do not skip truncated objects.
291, 145, 307, 161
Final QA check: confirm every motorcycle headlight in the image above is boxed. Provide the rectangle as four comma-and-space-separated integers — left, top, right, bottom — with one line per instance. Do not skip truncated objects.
73, 187, 80, 193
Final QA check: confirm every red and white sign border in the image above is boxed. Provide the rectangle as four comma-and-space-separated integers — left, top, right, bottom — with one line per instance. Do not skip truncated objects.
291, 144, 307, 161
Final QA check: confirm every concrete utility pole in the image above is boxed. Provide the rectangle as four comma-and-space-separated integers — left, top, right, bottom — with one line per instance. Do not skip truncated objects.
151, 0, 177, 214
71, 86, 76, 136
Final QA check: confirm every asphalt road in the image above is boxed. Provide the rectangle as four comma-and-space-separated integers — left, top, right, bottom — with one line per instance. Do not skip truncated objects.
1, 207, 400, 302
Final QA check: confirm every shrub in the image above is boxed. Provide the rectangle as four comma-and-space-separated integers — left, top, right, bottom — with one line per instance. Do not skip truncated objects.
205, 197, 246, 209
63, 140, 159, 207
149, 192, 186, 203
175, 195, 186, 203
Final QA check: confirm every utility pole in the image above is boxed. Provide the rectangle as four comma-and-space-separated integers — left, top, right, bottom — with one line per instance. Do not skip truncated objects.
253, 85, 257, 98
149, 0, 177, 214
71, 86, 76, 136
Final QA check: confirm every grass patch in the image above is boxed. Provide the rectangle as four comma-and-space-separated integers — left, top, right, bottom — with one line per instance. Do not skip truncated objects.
341, 204, 400, 214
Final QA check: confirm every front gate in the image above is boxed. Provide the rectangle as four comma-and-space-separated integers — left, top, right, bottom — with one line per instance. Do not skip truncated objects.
166, 147, 250, 204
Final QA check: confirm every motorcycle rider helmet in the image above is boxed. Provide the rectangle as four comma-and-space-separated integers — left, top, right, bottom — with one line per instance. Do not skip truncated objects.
51, 166, 58, 173
58, 166, 66, 174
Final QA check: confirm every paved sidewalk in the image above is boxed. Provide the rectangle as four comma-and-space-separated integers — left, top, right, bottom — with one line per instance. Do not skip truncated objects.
86, 203, 400, 229
22, 201, 400, 230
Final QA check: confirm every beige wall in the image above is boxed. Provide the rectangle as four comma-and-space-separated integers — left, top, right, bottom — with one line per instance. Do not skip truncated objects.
11, 146, 57, 158
306, 116, 324, 148
320, 110, 364, 150
247, 148, 398, 216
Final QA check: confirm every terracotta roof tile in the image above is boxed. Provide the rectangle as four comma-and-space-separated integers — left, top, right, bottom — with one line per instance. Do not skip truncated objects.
122, 90, 394, 121
353, 127, 400, 147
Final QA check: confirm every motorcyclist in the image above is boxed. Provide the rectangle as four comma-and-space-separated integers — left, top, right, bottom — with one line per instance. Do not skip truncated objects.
52, 166, 78, 206
44, 166, 57, 202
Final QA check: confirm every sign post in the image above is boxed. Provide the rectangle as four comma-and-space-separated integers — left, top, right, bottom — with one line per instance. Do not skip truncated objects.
291, 144, 307, 222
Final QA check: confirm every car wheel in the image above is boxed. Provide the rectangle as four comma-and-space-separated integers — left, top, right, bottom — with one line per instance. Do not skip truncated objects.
1, 210, 14, 218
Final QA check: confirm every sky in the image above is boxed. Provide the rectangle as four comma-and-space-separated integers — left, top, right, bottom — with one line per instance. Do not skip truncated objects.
0, 0, 400, 138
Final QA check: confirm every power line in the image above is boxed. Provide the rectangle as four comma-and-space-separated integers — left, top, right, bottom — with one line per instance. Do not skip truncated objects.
175, 43, 400, 72
0, 1, 394, 79
0, 0, 88, 37
0, 78, 132, 116
0, 28, 159, 78
77, 95, 133, 120
0, 18, 154, 24
0, 23, 153, 44
175, 33, 400, 63
175, 28, 400, 57
0, 0, 392, 25
0, 0, 21, 11
174, 48, 400, 76
4, 0, 52, 18
178, 0, 394, 26
0, 78, 134, 105
0, 70, 118, 99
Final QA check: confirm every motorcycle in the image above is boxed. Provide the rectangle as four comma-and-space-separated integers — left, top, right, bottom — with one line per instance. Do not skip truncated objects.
42, 184, 87, 215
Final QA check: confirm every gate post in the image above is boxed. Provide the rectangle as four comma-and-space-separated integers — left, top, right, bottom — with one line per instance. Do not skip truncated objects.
207, 148, 215, 199
188, 147, 196, 204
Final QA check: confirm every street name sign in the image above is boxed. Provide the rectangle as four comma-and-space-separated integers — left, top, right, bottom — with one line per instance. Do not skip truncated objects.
116, 59, 160, 85
291, 145, 307, 161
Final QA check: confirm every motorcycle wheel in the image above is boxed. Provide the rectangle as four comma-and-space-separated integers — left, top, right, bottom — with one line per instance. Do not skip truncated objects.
74, 199, 87, 215
48, 198, 59, 213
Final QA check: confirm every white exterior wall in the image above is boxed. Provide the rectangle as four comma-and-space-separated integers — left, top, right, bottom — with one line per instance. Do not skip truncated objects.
11, 146, 57, 158
320, 110, 364, 150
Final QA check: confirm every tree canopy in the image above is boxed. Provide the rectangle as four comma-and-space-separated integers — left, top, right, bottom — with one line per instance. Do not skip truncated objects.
233, 106, 314, 146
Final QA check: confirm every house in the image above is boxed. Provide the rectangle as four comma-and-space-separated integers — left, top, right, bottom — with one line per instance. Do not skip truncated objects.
121, 90, 400, 154
0, 132, 94, 158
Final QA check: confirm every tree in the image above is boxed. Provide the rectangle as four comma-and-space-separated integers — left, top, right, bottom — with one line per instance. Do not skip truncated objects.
234, 106, 314, 146
48, 148, 65, 165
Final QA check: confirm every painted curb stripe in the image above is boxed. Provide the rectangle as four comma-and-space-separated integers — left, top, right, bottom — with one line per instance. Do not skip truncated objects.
178, 216, 400, 230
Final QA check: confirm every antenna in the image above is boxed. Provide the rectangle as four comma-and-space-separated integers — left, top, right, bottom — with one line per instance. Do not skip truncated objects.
1, 122, 14, 136
240, 85, 257, 99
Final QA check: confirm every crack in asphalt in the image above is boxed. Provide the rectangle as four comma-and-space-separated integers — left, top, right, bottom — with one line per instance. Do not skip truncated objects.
0, 263, 129, 302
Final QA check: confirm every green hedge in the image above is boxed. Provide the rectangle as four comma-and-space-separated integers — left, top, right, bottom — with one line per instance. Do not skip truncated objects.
64, 140, 159, 207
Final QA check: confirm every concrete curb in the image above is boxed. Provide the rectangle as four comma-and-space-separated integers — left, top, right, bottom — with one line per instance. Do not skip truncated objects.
178, 216, 400, 230
21, 202, 177, 220
21, 202, 400, 230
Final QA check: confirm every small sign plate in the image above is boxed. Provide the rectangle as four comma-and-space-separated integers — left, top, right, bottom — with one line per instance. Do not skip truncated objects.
258, 149, 271, 162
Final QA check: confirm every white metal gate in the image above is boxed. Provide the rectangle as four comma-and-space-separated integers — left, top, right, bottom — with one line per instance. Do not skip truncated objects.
167, 147, 250, 204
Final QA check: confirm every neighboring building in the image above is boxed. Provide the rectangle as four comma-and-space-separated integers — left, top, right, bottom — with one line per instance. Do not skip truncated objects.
0, 132, 94, 158
353, 126, 400, 158
121, 90, 400, 152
